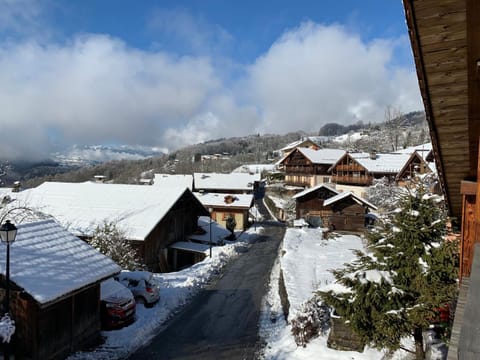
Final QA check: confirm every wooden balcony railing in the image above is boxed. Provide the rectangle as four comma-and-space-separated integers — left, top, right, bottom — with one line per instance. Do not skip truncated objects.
335, 164, 365, 172
332, 175, 373, 186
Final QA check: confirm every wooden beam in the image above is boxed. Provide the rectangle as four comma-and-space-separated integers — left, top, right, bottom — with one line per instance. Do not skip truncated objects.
461, 180, 477, 195
467, 0, 480, 177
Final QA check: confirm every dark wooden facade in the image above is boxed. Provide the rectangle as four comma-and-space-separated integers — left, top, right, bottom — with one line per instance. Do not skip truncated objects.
141, 189, 209, 272
330, 154, 394, 186
282, 148, 332, 187
327, 198, 369, 231
396, 152, 433, 185
295, 186, 338, 219
4, 283, 101, 360
295, 189, 374, 231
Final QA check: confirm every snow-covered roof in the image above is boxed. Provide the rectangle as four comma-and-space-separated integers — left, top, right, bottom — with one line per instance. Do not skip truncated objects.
169, 241, 210, 254
193, 172, 260, 192
188, 216, 230, 244
323, 191, 378, 210
299, 148, 346, 164
292, 184, 339, 199
12, 181, 192, 240
194, 192, 253, 208
394, 142, 432, 155
1, 219, 120, 305
345, 153, 411, 174
153, 174, 193, 190
280, 138, 318, 151
276, 147, 346, 166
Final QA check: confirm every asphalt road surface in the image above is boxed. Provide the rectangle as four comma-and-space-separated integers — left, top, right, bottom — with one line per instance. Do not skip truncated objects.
126, 201, 285, 360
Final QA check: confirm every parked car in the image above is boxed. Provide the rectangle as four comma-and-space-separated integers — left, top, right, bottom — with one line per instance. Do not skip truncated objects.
100, 278, 136, 330
115, 271, 160, 307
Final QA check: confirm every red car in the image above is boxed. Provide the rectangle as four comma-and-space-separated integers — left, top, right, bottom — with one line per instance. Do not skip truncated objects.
100, 278, 136, 330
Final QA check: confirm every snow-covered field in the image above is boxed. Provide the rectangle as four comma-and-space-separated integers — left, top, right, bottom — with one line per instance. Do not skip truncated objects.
68, 227, 261, 360
259, 228, 412, 360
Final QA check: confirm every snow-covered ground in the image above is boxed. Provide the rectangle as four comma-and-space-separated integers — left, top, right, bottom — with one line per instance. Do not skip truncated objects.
68, 226, 262, 360
258, 228, 412, 360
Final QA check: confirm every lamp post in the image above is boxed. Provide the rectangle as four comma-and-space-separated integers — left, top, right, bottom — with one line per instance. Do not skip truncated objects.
0, 220, 17, 360
208, 208, 213, 258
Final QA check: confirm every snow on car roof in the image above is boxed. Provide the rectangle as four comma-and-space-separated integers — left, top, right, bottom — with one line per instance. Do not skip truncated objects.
101, 278, 133, 301
1, 219, 120, 305
11, 181, 191, 240
117, 270, 153, 282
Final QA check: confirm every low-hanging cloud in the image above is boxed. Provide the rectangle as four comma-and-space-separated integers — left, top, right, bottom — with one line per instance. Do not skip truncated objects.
0, 12, 422, 161
245, 22, 422, 134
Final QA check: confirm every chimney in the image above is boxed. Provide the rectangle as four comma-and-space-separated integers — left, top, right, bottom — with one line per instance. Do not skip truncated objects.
369, 149, 377, 160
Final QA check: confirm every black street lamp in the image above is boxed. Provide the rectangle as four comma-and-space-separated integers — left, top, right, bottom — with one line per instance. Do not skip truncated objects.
0, 220, 17, 360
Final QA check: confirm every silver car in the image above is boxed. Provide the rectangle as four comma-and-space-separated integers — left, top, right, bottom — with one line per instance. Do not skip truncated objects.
115, 271, 160, 307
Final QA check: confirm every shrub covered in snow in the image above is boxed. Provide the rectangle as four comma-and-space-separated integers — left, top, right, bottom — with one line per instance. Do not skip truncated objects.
290, 297, 330, 347
89, 221, 143, 270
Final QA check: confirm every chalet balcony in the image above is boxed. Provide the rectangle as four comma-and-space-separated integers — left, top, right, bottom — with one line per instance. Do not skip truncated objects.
335, 164, 365, 172
332, 175, 373, 186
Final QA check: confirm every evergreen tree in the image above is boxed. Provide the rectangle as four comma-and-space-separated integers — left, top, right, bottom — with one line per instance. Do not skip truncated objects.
319, 178, 458, 359
89, 221, 143, 270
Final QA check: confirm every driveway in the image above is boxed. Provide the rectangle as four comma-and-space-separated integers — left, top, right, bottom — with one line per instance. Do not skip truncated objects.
126, 200, 285, 360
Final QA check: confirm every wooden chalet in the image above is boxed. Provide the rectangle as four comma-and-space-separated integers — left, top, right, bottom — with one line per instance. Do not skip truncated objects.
396, 151, 435, 186
329, 152, 411, 197
292, 184, 339, 224
403, 0, 480, 357
278, 147, 345, 187
293, 185, 377, 231
0, 220, 120, 360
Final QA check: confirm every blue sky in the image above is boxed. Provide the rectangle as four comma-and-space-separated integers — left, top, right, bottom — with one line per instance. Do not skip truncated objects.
0, 0, 421, 160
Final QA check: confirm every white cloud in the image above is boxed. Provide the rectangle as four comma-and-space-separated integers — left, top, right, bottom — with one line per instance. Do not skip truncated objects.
246, 22, 422, 134
0, 35, 220, 159
0, 16, 423, 161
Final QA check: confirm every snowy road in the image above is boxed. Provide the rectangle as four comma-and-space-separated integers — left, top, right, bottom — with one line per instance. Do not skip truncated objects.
126, 219, 285, 360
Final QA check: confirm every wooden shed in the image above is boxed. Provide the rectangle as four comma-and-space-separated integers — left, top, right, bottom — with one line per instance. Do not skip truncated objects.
323, 192, 377, 231
292, 184, 339, 226
0, 220, 120, 360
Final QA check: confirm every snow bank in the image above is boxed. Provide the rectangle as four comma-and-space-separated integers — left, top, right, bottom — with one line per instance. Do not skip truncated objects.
281, 228, 364, 318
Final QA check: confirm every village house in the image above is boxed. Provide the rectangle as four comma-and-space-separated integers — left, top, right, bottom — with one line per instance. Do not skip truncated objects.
277, 147, 346, 187
329, 152, 412, 198
292, 184, 377, 230
11, 182, 209, 273
194, 192, 254, 231
193, 172, 261, 194
0, 219, 120, 360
